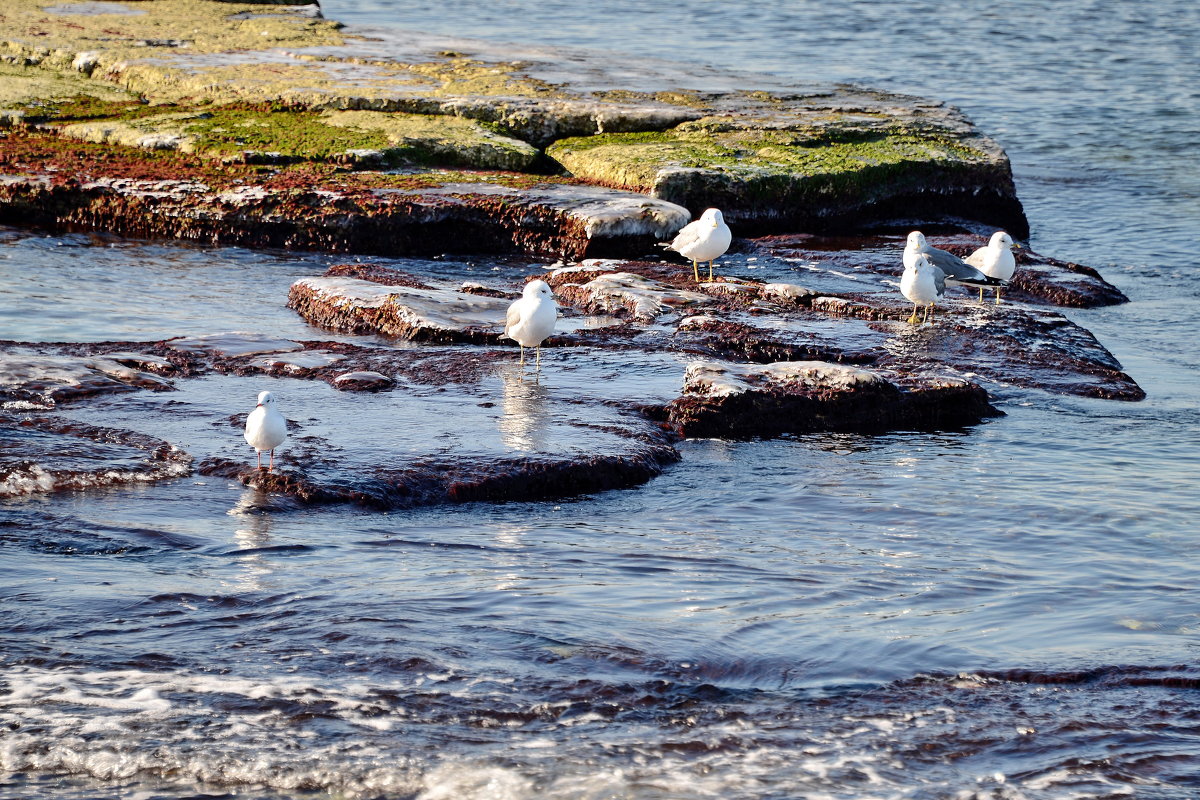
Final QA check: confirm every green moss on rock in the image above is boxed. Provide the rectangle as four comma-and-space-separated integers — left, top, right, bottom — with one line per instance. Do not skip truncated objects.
322, 110, 542, 171
0, 0, 344, 63
0, 62, 143, 125
49, 105, 544, 170
547, 122, 1018, 232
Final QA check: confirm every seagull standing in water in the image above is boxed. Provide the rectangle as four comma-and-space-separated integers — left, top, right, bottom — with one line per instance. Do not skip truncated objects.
904, 231, 1005, 298
503, 279, 558, 368
965, 231, 1020, 303
660, 207, 732, 282
244, 390, 287, 471
900, 253, 945, 325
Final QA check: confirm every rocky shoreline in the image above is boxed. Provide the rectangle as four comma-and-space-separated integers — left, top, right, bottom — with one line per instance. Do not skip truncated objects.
0, 0, 1141, 507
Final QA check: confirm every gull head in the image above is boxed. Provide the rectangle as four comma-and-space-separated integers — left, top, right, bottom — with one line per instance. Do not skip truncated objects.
991, 231, 1018, 250
906, 231, 927, 250
700, 208, 725, 228
913, 254, 934, 272
523, 279, 554, 300
256, 390, 275, 408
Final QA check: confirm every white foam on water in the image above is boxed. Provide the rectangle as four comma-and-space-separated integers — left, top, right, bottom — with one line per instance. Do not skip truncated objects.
0, 665, 1159, 800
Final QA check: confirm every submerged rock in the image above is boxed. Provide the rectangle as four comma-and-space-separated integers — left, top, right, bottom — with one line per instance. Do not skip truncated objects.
167, 332, 303, 358
0, 338, 688, 508
331, 370, 395, 391
664, 360, 998, 438
0, 414, 191, 497
0, 351, 175, 409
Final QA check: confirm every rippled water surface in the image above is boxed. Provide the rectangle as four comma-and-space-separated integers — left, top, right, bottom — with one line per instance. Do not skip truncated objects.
4, 1, 1200, 798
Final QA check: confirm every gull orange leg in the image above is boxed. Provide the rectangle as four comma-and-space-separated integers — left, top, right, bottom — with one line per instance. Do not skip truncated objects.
907, 304, 920, 325
978, 286, 985, 303
692, 260, 700, 282
995, 287, 1003, 305
708, 260, 715, 281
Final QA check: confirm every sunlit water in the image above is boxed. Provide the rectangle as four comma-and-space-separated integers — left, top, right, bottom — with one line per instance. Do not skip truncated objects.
3, 1, 1200, 797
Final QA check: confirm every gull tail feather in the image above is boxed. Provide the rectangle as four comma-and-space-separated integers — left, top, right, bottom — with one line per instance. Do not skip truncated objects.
953, 276, 1007, 288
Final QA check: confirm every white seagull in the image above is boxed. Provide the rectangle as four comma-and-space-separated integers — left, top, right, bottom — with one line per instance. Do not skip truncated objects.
964, 231, 1020, 303
904, 231, 1005, 297
660, 207, 732, 282
244, 390, 287, 471
900, 253, 946, 325
503, 279, 558, 368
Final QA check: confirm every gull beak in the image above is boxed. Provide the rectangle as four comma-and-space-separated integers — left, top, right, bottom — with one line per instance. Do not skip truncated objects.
1013, 242, 1021, 249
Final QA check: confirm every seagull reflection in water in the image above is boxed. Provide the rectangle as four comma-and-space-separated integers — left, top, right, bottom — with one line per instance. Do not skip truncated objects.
498, 363, 551, 452
224, 486, 277, 594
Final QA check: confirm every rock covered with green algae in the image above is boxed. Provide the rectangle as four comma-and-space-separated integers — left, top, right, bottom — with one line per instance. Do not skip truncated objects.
0, 0, 1027, 237
547, 95, 1026, 236
53, 106, 543, 171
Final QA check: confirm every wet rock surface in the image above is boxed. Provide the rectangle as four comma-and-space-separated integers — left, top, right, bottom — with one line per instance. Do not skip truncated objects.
755, 230, 1129, 309
0, 349, 178, 408
1, 337, 689, 507
542, 255, 1142, 401
0, 217, 1142, 507
288, 271, 511, 342
0, 2, 1144, 508
664, 360, 998, 439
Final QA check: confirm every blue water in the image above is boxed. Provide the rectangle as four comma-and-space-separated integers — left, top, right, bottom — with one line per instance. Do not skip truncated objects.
3, 1, 1200, 798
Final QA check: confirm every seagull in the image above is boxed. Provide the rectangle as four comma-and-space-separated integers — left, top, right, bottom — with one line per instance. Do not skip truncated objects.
900, 253, 945, 325
244, 390, 287, 471
503, 279, 558, 368
904, 231, 1006, 297
964, 231, 1020, 303
660, 207, 732, 282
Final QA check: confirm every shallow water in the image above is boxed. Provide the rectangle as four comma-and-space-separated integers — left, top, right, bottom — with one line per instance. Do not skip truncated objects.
4, 0, 1200, 797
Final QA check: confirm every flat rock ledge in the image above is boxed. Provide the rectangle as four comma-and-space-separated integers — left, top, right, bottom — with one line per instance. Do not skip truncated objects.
0, 0, 1029, 251
0, 339, 686, 507
663, 361, 998, 439
0, 140, 690, 259
542, 260, 1143, 401
754, 231, 1128, 309
287, 275, 512, 342
198, 443, 681, 510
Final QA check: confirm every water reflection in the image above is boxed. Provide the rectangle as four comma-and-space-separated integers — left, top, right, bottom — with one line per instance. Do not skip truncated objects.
882, 321, 938, 358
225, 486, 276, 594
497, 364, 550, 452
